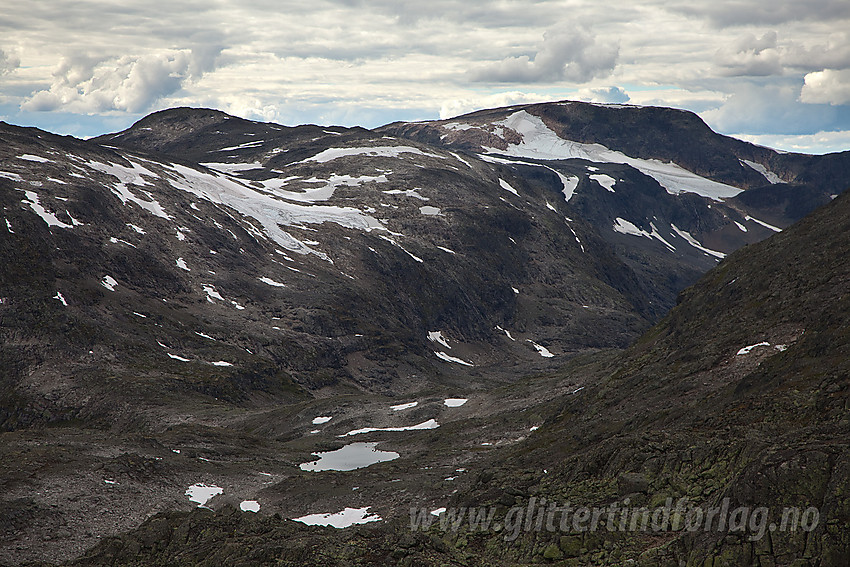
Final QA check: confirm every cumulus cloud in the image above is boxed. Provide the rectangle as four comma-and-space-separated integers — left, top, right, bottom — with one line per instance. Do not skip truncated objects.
0, 48, 20, 75
470, 26, 618, 84
22, 48, 221, 114
575, 86, 630, 103
802, 70, 850, 105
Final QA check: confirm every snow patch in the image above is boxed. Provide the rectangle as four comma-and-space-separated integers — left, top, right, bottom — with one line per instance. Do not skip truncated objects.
391, 401, 418, 411
737, 342, 771, 356
499, 178, 519, 196
670, 224, 726, 258
527, 340, 555, 358
101, 275, 118, 291
340, 419, 440, 437
589, 173, 616, 192
745, 215, 781, 232
427, 331, 451, 349
185, 484, 223, 506
482, 111, 742, 201
444, 398, 468, 407
300, 146, 444, 164
293, 507, 382, 528
741, 160, 782, 184
259, 276, 286, 287
240, 501, 260, 512
21, 191, 74, 228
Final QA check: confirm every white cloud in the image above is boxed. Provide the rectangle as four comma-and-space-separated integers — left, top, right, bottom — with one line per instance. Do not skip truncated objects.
439, 91, 560, 120
802, 69, 850, 105
575, 86, 630, 104
470, 26, 618, 83
22, 48, 220, 114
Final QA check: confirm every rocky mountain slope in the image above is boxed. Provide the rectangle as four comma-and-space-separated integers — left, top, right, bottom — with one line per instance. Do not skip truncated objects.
1, 100, 849, 565
50, 162, 850, 567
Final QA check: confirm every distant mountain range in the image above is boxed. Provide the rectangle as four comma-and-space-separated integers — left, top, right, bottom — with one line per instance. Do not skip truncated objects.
1, 100, 848, 566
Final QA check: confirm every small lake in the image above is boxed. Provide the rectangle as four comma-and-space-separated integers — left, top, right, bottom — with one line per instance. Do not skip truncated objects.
299, 442, 399, 472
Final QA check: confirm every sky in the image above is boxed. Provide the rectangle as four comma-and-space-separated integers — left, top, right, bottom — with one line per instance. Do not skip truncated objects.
2, 1, 850, 154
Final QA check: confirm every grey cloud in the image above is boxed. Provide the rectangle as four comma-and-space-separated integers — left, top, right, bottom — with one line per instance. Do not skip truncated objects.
714, 31, 783, 76
0, 48, 21, 75
668, 0, 850, 27
470, 27, 619, 83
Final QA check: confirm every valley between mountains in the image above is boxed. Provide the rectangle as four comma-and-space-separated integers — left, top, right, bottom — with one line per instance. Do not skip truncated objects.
1, 100, 848, 566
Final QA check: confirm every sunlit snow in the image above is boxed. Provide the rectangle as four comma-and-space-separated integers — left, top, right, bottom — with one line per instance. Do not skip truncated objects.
20, 191, 74, 228
185, 484, 223, 506
340, 419, 440, 437
444, 398, 468, 407
292, 507, 382, 528
481, 111, 743, 201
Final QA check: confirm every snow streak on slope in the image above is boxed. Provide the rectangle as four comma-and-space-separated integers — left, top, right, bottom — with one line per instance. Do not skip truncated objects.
161, 162, 387, 258
299, 146, 444, 164
480, 111, 743, 201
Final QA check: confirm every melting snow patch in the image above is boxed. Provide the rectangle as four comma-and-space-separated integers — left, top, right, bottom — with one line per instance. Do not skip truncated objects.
299, 146, 444, 164
495, 326, 516, 341
18, 154, 51, 163
745, 215, 781, 232
444, 398, 468, 407
168, 353, 191, 362
340, 419, 440, 437
101, 276, 118, 291
85, 159, 171, 219
300, 442, 399, 471
5, 219, 12, 233
391, 401, 418, 411
435, 352, 473, 366
211, 361, 233, 367
431, 507, 447, 516
670, 224, 726, 258
527, 340, 555, 358
382, 188, 428, 200
419, 205, 442, 216
293, 507, 382, 528
427, 331, 451, 349
436, 245, 456, 254
240, 501, 260, 513
313, 416, 332, 425
21, 191, 74, 228
259, 276, 286, 287
512, 287, 520, 294
499, 178, 519, 196
590, 174, 616, 192
127, 224, 146, 234
54, 292, 67, 306
176, 258, 190, 271
741, 160, 782, 184
481, 110, 742, 200
185, 484, 223, 506
203, 285, 224, 303
737, 342, 771, 356
735, 221, 748, 232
